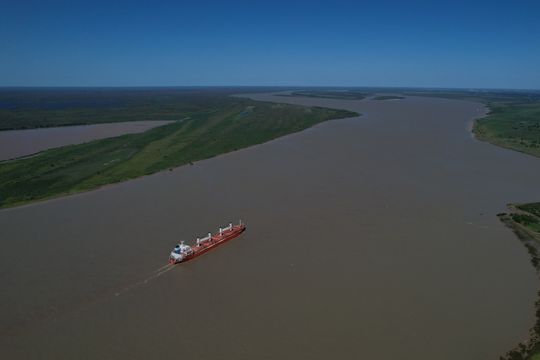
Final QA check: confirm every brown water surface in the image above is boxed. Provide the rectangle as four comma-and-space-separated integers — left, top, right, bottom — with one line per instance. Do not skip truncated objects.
0, 120, 173, 161
1, 94, 539, 359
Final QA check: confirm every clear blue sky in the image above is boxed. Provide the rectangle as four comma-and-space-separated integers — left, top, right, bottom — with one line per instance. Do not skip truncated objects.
1, 0, 539, 89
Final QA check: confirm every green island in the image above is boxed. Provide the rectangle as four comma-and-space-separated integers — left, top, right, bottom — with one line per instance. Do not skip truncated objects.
280, 89, 369, 100
372, 95, 404, 101
0, 89, 357, 209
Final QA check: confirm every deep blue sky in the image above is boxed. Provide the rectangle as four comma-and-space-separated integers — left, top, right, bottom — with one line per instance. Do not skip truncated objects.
1, 0, 539, 89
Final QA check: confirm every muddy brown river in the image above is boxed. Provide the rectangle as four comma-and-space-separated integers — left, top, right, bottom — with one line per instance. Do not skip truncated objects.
1, 94, 539, 359
0, 120, 173, 161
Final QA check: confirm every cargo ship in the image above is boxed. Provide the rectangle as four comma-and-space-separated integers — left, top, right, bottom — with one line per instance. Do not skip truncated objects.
168, 221, 246, 264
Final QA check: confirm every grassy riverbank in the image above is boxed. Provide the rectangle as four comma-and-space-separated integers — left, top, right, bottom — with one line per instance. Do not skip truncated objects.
454, 89, 540, 360
401, 89, 540, 158
474, 95, 540, 360
0, 97, 356, 209
498, 204, 540, 360
286, 88, 540, 159
473, 102, 540, 158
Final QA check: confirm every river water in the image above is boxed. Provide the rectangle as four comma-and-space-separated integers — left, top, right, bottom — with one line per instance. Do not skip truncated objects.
1, 94, 539, 359
0, 120, 173, 161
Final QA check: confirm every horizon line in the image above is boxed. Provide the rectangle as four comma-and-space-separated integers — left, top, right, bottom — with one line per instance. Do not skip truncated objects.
0, 85, 539, 92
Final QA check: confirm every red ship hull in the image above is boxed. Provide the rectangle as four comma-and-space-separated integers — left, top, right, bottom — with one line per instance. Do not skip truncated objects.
169, 224, 246, 264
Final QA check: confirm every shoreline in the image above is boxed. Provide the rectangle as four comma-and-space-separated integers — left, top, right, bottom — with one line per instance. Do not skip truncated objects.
497, 209, 540, 360
0, 101, 359, 211
469, 105, 540, 359
0, 120, 176, 162
0, 118, 176, 132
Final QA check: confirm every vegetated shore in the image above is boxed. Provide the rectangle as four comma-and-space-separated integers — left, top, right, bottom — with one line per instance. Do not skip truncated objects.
497, 206, 540, 360
0, 96, 357, 209
464, 91, 540, 360
473, 105, 540, 159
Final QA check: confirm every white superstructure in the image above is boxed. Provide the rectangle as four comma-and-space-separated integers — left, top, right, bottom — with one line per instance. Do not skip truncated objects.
169, 240, 193, 262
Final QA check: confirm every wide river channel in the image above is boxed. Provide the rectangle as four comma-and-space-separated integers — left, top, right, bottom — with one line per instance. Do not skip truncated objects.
1, 94, 539, 359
